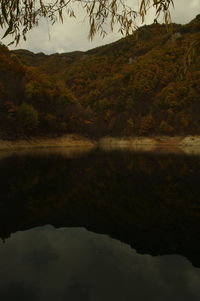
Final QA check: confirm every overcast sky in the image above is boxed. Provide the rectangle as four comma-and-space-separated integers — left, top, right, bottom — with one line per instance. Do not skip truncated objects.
1, 0, 200, 54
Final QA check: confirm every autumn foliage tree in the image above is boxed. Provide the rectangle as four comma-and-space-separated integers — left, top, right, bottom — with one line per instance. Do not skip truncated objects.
1, 14, 200, 138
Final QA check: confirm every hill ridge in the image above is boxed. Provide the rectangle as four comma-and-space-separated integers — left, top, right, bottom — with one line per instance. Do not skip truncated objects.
0, 16, 199, 138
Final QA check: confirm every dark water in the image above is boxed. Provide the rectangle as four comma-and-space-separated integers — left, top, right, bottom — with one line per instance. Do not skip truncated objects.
0, 147, 200, 300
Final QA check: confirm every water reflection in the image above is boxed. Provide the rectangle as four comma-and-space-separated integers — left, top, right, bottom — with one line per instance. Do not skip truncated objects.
0, 148, 200, 269
0, 225, 200, 301
0, 145, 94, 160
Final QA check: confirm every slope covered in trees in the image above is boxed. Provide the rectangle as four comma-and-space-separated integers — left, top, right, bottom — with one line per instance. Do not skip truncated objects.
0, 45, 86, 138
1, 16, 200, 138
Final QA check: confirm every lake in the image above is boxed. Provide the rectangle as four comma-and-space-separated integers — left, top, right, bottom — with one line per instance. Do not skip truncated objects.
0, 147, 200, 300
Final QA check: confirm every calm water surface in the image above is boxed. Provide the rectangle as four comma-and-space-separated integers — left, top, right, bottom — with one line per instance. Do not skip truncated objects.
0, 147, 200, 300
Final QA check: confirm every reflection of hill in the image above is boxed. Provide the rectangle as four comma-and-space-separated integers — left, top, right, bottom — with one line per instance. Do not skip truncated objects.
0, 150, 200, 267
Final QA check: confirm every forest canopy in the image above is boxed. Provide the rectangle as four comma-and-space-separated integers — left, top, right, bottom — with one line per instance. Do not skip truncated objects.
0, 15, 200, 138
0, 0, 174, 44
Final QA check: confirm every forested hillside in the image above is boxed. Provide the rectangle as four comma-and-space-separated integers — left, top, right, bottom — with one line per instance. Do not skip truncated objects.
1, 16, 200, 138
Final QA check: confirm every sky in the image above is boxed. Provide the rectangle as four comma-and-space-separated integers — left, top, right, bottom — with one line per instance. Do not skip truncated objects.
1, 0, 200, 54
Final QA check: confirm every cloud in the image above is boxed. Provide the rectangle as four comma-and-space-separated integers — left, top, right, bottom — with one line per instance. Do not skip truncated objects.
1, 0, 200, 54
170, 0, 200, 23
0, 226, 200, 301
2, 3, 122, 54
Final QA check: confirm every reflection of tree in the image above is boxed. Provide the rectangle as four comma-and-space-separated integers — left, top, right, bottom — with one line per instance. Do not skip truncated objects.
66, 283, 91, 301
0, 150, 200, 267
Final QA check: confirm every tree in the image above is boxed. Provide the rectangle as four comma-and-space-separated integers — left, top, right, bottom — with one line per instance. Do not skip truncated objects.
17, 102, 39, 131
0, 0, 174, 45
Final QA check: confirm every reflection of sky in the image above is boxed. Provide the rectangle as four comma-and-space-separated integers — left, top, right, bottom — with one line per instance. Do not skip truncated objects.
0, 226, 200, 301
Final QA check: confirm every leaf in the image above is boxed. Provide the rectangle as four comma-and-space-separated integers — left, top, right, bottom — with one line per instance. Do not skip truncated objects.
2, 23, 13, 39
59, 10, 63, 23
2, 4, 8, 23
7, 41, 15, 46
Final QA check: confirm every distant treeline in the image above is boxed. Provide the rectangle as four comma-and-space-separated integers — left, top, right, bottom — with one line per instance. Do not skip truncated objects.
0, 15, 200, 138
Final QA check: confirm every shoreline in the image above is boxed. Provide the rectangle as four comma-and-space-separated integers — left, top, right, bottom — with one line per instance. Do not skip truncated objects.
0, 135, 200, 153
98, 136, 200, 147
0, 135, 96, 150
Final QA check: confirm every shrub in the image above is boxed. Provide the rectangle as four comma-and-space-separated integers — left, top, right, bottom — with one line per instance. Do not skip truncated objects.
17, 102, 39, 131
158, 120, 174, 134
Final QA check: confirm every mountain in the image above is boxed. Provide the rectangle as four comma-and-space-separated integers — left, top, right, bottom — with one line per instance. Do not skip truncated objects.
0, 16, 200, 139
